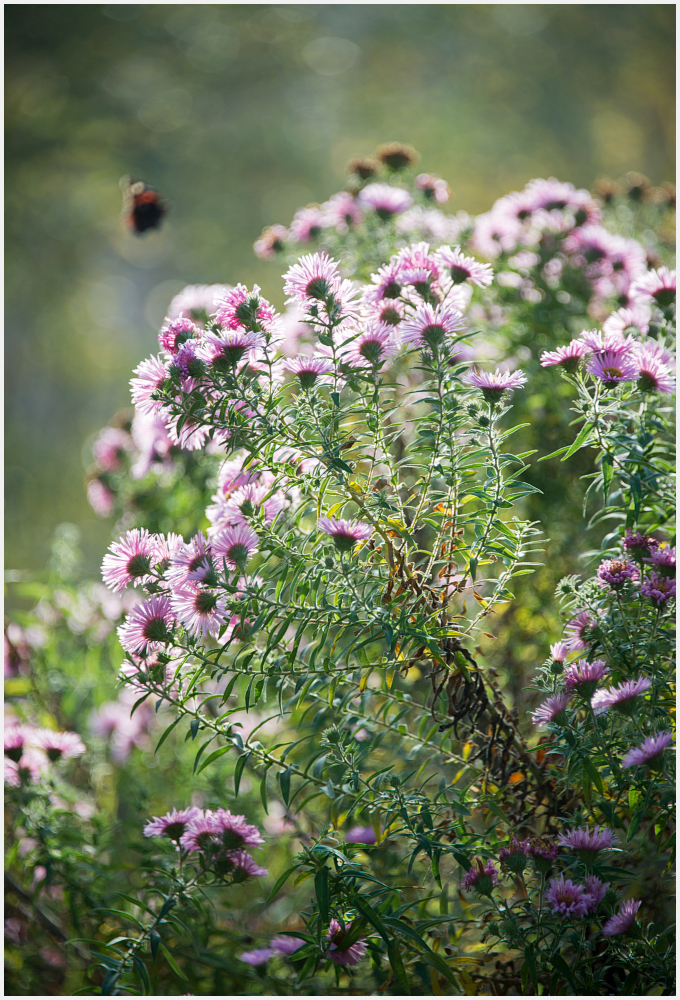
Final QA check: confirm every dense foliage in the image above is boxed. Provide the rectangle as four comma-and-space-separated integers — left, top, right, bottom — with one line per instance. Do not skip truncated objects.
6, 149, 675, 996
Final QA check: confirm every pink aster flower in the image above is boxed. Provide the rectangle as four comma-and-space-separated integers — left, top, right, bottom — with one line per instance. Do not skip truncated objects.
401, 302, 464, 352
584, 875, 610, 912
623, 530, 659, 559
461, 367, 527, 404
587, 349, 640, 386
498, 836, 531, 874
415, 173, 450, 204
622, 731, 673, 768
199, 329, 264, 371
521, 177, 600, 226
545, 875, 591, 919
159, 317, 197, 356
640, 571, 676, 605
602, 898, 641, 937
130, 355, 169, 415
253, 224, 289, 261
171, 584, 229, 640
117, 595, 175, 655
435, 246, 493, 288
563, 658, 609, 695
93, 426, 132, 472
318, 517, 372, 553
215, 283, 279, 335
289, 205, 325, 243
144, 807, 202, 841
283, 252, 342, 304
219, 483, 288, 529
527, 838, 559, 873
370, 297, 406, 327
540, 340, 589, 373
326, 919, 368, 967
557, 826, 618, 863
346, 826, 376, 845
550, 642, 567, 663
462, 859, 499, 897
630, 266, 676, 309
34, 730, 86, 762
357, 183, 413, 220
240, 948, 274, 967
129, 410, 173, 480
87, 478, 115, 517
214, 457, 263, 500
321, 191, 363, 233
645, 545, 676, 576
362, 260, 405, 308
577, 328, 636, 354
396, 206, 461, 243
603, 303, 651, 338
470, 211, 523, 259
5, 750, 48, 786
394, 241, 441, 284
181, 809, 264, 853
283, 355, 335, 389
167, 284, 232, 325
270, 935, 306, 956
591, 676, 652, 716
4, 725, 35, 762
342, 322, 401, 368
211, 523, 259, 570
168, 531, 214, 585
228, 849, 268, 881
531, 692, 570, 727
101, 528, 161, 593
596, 558, 640, 589
634, 344, 676, 395
563, 610, 596, 651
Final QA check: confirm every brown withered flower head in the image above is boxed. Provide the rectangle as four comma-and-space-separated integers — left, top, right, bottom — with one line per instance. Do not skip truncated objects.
374, 142, 420, 171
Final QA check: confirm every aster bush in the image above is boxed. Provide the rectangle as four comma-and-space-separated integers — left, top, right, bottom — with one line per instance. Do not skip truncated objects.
5, 148, 675, 995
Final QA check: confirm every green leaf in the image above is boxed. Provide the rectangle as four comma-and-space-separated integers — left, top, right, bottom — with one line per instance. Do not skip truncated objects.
190, 718, 200, 740
266, 864, 301, 904
100, 970, 120, 996
525, 942, 538, 991
132, 955, 151, 994
315, 867, 330, 921
149, 930, 160, 962
582, 756, 604, 795
601, 452, 614, 501
420, 952, 459, 988
387, 939, 411, 994
260, 770, 269, 813
561, 420, 594, 461
551, 953, 576, 991
193, 736, 216, 774
277, 766, 292, 805
352, 896, 389, 942
196, 744, 231, 776
159, 942, 188, 981
154, 719, 180, 754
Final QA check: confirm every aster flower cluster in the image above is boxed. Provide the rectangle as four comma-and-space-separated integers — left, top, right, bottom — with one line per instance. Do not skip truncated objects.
144, 807, 267, 883
5, 724, 85, 787
127, 282, 283, 456
544, 873, 610, 920
471, 176, 600, 258
253, 143, 461, 260
541, 323, 676, 395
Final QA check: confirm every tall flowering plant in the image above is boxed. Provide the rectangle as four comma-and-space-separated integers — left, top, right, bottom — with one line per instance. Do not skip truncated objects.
6, 148, 675, 995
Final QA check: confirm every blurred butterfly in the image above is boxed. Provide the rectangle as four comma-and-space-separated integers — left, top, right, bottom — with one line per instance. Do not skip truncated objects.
121, 177, 167, 235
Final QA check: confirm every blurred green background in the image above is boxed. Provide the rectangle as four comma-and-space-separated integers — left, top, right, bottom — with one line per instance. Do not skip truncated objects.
5, 3, 675, 577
